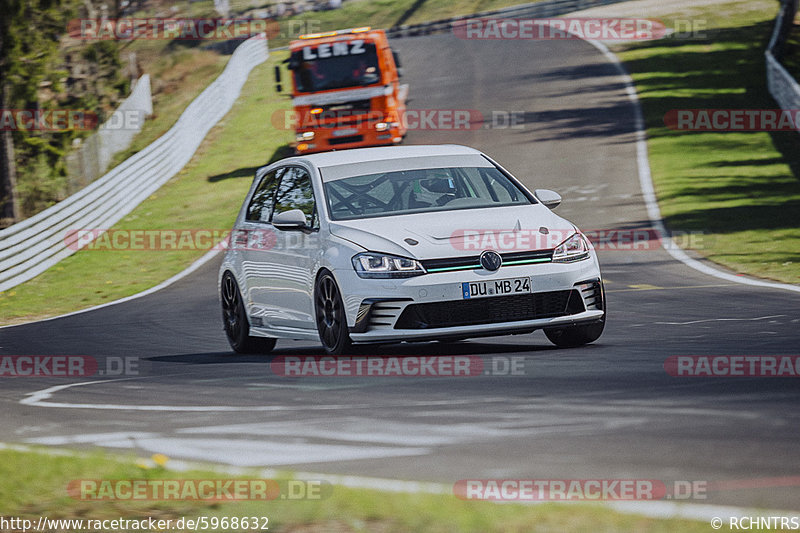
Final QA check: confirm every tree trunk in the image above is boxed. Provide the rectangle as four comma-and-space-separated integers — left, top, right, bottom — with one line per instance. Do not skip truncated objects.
0, 81, 21, 227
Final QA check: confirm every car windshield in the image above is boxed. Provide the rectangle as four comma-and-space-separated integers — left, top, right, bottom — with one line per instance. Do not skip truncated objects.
291, 41, 381, 93
323, 167, 532, 220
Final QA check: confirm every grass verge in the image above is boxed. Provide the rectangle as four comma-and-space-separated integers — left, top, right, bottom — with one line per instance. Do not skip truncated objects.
615, 0, 800, 284
0, 447, 722, 533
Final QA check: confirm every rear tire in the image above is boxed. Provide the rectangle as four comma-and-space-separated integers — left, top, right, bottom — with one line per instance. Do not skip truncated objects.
314, 272, 353, 356
221, 272, 276, 354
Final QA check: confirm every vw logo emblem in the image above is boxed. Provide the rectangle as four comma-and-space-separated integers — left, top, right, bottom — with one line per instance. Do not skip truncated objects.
479, 250, 502, 272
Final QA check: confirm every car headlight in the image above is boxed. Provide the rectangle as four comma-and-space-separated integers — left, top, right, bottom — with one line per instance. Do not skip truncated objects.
352, 252, 426, 278
552, 232, 590, 263
296, 131, 315, 142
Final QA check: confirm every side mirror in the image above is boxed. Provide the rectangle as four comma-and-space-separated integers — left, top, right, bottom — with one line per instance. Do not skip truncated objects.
535, 189, 562, 209
272, 209, 309, 231
392, 50, 404, 77
274, 65, 283, 93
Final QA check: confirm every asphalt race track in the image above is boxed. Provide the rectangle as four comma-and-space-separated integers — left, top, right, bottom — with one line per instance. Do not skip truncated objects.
2, 33, 799, 511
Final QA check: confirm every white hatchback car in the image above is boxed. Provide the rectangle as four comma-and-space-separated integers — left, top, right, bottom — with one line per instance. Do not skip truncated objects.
219, 144, 605, 355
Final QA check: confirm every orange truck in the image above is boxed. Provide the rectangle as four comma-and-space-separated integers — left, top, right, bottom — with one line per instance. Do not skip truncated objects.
276, 27, 409, 154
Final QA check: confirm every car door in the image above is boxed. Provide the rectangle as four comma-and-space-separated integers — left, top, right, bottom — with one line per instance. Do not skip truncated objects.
238, 167, 284, 326
261, 165, 320, 331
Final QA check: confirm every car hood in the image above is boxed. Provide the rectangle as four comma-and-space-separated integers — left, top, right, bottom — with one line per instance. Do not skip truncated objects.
328, 204, 576, 259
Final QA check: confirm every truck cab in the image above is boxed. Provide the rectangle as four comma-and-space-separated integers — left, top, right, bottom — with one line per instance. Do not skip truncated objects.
283, 27, 408, 154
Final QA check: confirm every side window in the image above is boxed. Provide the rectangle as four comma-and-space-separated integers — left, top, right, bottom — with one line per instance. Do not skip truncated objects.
273, 166, 318, 228
479, 168, 519, 203
246, 169, 282, 222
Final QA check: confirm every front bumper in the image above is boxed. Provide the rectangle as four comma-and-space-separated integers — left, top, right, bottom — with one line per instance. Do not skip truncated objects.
334, 259, 604, 343
295, 124, 403, 154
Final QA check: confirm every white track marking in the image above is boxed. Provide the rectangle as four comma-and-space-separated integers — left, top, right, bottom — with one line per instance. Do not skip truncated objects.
20, 380, 512, 411
176, 418, 525, 446
21, 379, 776, 422
24, 435, 429, 466
26, 432, 159, 445
654, 315, 786, 325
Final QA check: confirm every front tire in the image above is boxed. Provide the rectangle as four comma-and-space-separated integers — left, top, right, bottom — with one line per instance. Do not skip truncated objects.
544, 316, 605, 348
314, 272, 353, 355
221, 272, 276, 354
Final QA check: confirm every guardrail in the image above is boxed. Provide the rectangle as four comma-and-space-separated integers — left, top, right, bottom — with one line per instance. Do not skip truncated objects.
66, 74, 153, 189
766, 0, 800, 119
386, 0, 632, 38
0, 35, 268, 293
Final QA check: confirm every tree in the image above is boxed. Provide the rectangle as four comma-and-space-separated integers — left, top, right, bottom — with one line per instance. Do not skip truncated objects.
0, 0, 78, 227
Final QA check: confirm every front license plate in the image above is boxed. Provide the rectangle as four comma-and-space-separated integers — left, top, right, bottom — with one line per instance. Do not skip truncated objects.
332, 128, 358, 137
462, 277, 531, 299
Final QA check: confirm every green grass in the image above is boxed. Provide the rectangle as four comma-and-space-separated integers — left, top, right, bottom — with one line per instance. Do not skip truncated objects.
616, 0, 800, 284
0, 52, 294, 325
261, 0, 547, 47
0, 447, 725, 532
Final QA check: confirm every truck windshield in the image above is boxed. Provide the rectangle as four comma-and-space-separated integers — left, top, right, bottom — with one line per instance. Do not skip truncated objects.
291, 41, 381, 93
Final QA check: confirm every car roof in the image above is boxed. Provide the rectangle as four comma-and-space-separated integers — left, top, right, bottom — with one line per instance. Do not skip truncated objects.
283, 144, 484, 169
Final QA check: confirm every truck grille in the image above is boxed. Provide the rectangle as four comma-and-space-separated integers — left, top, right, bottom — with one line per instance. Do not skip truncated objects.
328, 135, 364, 146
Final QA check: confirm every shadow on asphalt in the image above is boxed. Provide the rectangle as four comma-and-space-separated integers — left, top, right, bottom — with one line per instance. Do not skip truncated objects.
147, 339, 565, 365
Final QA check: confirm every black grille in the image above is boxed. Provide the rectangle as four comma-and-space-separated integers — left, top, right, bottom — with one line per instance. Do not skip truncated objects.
421, 256, 482, 271
577, 279, 604, 311
315, 101, 378, 127
421, 249, 553, 272
395, 289, 583, 329
319, 99, 372, 115
328, 135, 364, 146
